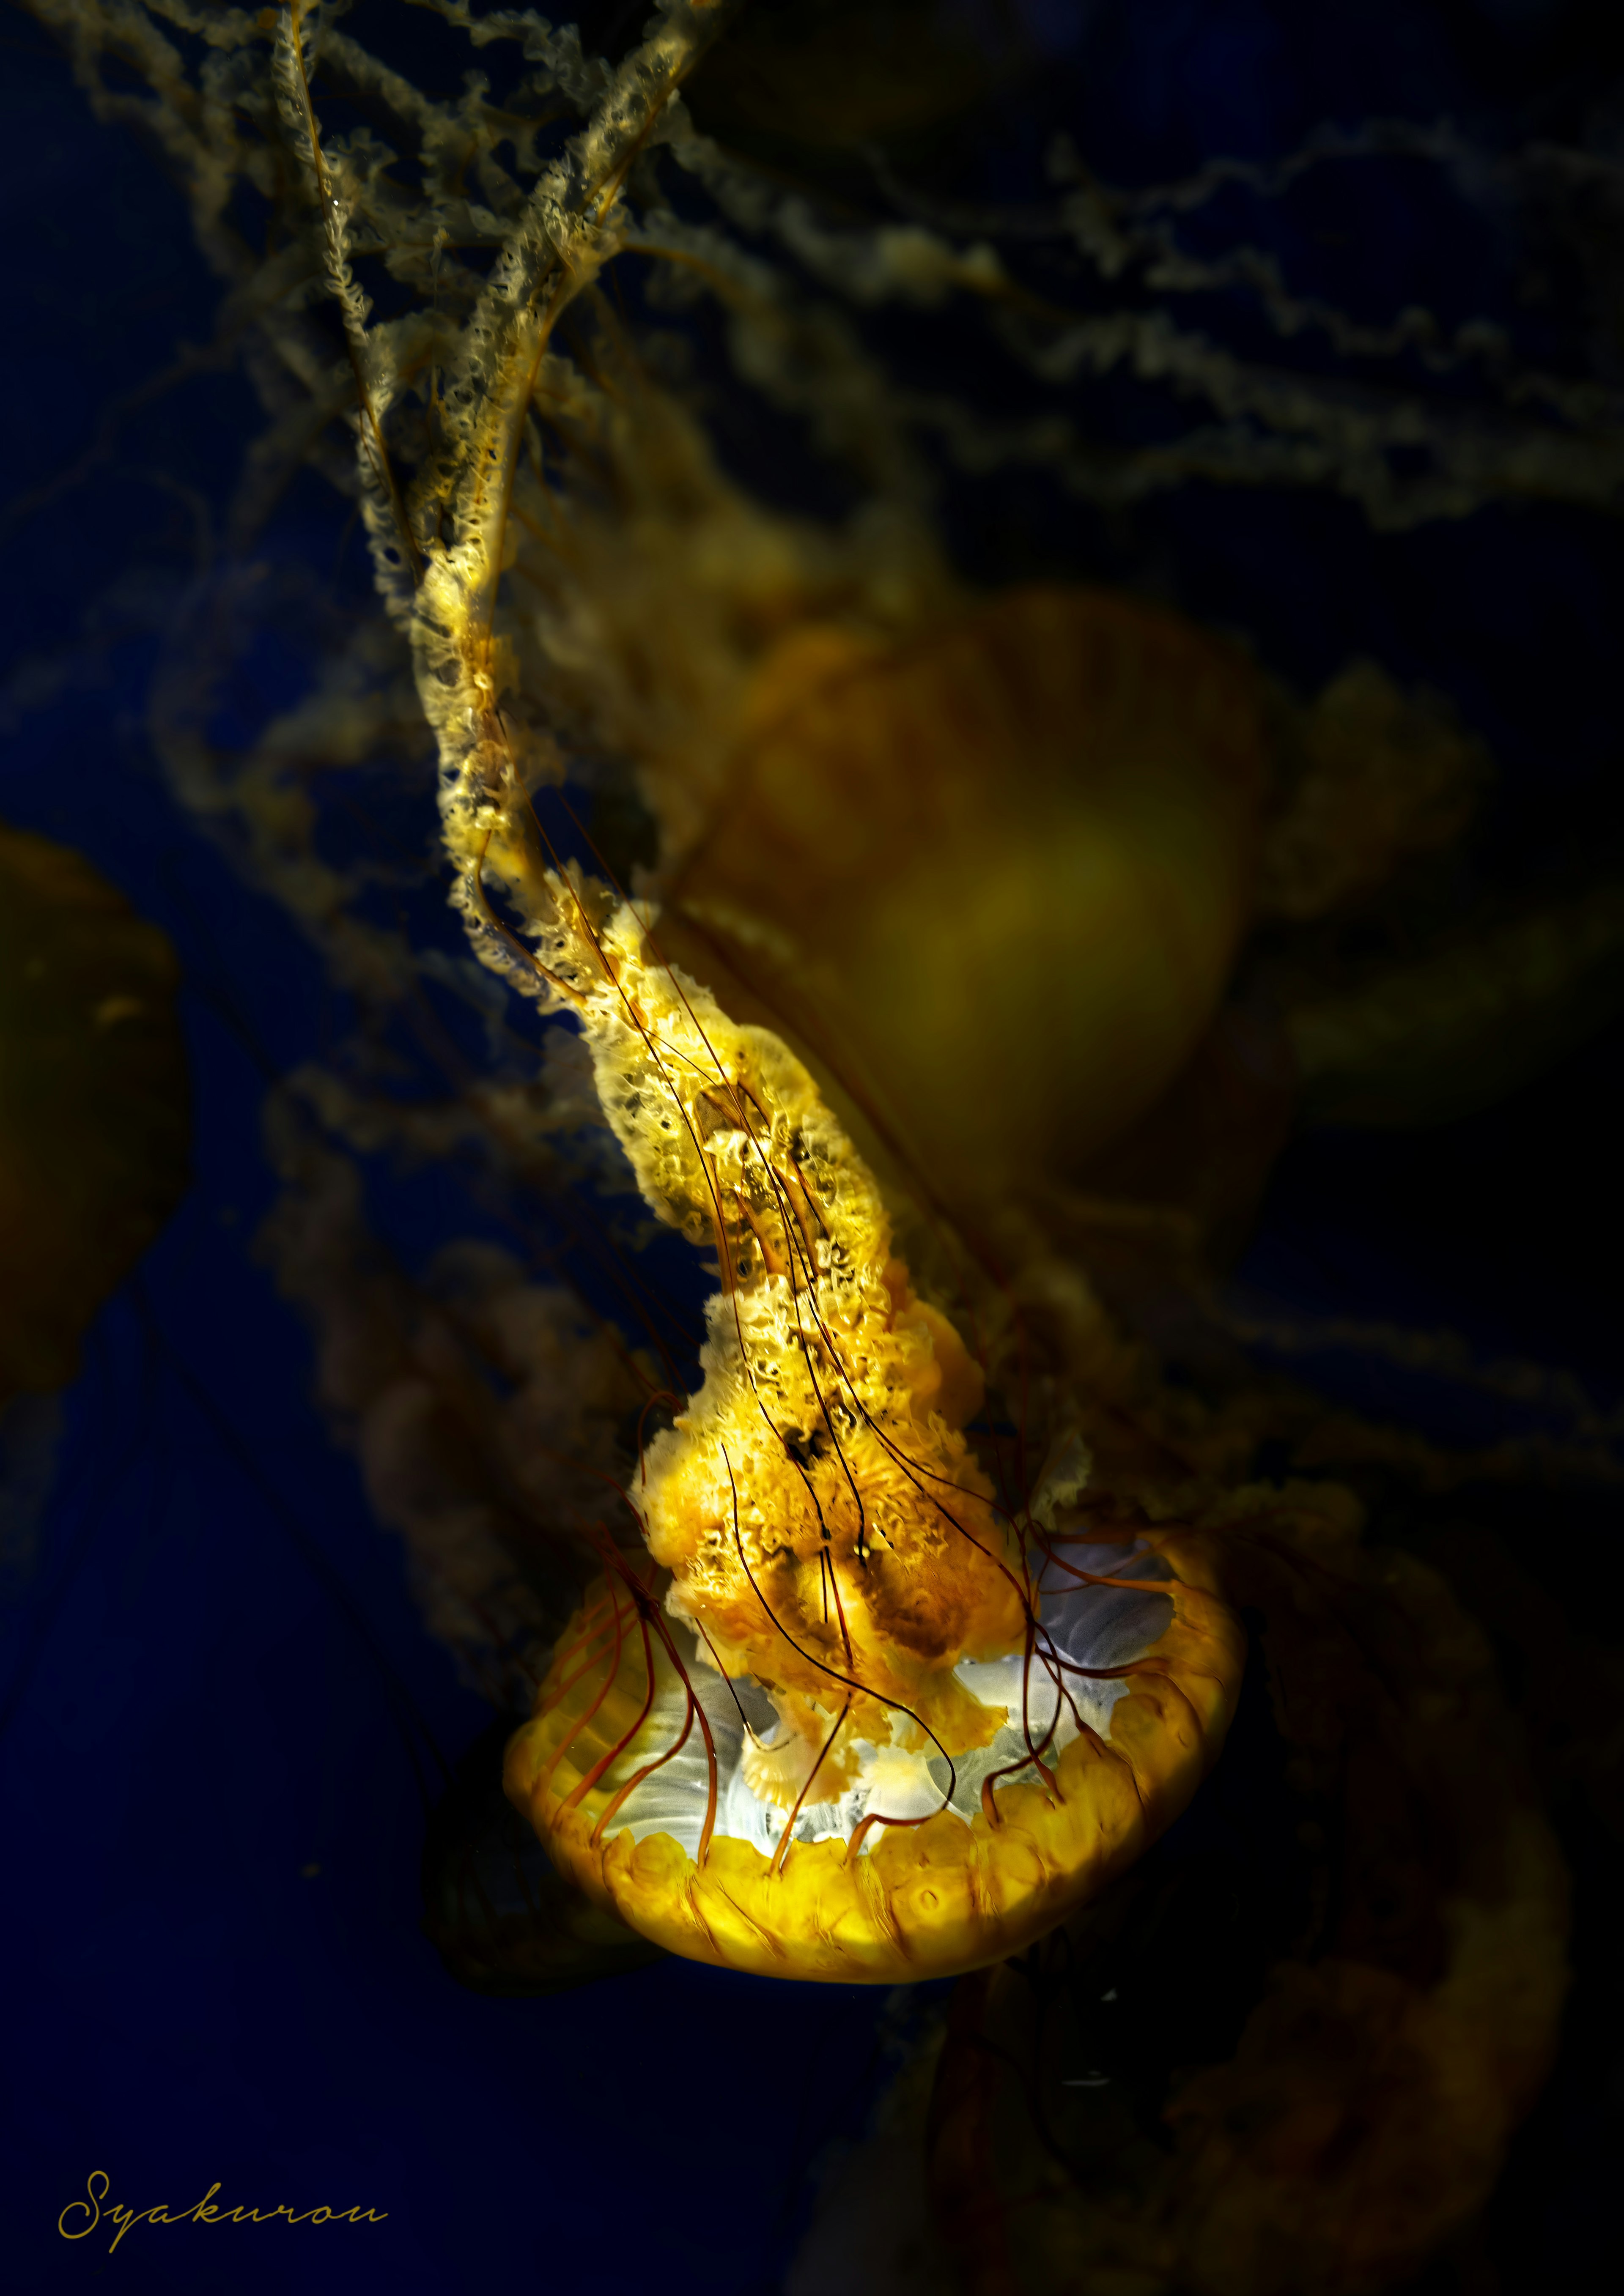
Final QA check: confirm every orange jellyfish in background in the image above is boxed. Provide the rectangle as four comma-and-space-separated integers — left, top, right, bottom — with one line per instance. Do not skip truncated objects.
488, 366, 1273, 1238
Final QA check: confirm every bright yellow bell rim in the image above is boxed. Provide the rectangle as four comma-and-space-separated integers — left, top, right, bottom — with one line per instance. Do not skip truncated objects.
504, 1529, 1245, 1984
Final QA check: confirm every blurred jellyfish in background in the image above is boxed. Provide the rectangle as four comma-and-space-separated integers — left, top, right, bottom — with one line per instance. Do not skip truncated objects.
0, 825, 187, 1397
0, 820, 188, 1602
5, 0, 1623, 2289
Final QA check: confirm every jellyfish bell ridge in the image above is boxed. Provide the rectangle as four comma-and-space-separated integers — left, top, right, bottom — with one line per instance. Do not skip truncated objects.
506, 1523, 1241, 1983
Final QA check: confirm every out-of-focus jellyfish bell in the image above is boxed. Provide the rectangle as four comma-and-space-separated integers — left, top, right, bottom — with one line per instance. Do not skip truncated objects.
505, 379, 1270, 1227
0, 821, 187, 1405
651, 587, 1267, 1212
496, 882, 1245, 1981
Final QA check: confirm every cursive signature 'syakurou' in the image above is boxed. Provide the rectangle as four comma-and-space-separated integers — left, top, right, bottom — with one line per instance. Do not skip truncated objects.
59, 2171, 387, 2254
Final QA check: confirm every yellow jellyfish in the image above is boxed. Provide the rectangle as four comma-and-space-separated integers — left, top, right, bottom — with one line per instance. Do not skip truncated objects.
336, 0, 1251, 1981
486, 872, 1243, 1981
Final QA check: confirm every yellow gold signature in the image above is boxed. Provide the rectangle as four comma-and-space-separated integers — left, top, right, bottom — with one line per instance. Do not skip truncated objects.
59, 2171, 388, 2253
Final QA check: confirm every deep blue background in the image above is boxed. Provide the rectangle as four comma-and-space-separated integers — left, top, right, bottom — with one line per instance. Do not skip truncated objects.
2, 4, 1619, 2292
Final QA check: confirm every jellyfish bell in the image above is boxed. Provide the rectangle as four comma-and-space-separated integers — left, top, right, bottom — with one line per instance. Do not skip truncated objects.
507, 1526, 1240, 1984
653, 585, 1269, 1215
492, 875, 1245, 1981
